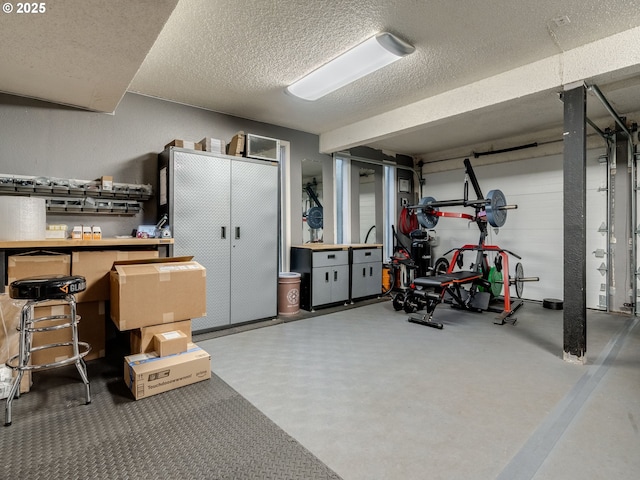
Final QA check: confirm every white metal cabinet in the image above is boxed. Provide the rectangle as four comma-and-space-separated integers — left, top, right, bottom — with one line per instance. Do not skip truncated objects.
159, 148, 278, 332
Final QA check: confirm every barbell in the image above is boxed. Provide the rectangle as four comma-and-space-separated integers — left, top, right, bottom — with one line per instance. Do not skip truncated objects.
414, 189, 517, 229
488, 262, 540, 298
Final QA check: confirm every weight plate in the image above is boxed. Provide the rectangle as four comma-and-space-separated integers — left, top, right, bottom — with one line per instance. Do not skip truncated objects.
432, 257, 449, 276
485, 189, 507, 228
543, 298, 564, 310
487, 266, 503, 297
515, 262, 524, 298
392, 293, 405, 311
306, 206, 323, 229
416, 196, 439, 229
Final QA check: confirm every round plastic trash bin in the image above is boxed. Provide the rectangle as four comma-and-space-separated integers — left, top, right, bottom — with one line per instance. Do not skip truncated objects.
278, 272, 301, 316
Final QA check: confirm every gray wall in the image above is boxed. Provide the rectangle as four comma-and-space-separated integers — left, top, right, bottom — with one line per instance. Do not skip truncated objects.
0, 92, 329, 238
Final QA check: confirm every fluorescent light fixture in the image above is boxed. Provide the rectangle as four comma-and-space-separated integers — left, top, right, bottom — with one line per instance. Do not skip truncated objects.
286, 32, 414, 101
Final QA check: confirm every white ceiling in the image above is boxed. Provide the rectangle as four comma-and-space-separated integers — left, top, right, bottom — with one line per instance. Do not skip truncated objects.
2, 0, 640, 161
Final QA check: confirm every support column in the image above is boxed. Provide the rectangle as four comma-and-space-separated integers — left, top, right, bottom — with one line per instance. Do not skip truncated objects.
563, 84, 588, 363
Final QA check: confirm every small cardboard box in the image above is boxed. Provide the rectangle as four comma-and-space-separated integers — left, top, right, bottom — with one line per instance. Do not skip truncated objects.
124, 343, 211, 400
110, 257, 206, 331
91, 226, 102, 240
82, 226, 92, 240
31, 301, 106, 365
7, 252, 70, 285
71, 250, 159, 303
227, 132, 245, 156
130, 319, 192, 354
100, 176, 113, 191
154, 330, 188, 357
165, 139, 203, 151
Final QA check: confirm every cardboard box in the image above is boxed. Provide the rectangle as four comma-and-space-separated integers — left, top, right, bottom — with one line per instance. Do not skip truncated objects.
110, 257, 206, 331
91, 226, 102, 240
130, 319, 192, 354
71, 226, 83, 239
7, 252, 70, 285
124, 343, 211, 400
100, 176, 113, 191
165, 139, 203, 151
30, 301, 106, 365
227, 131, 245, 156
154, 330, 188, 357
0, 294, 31, 394
71, 250, 159, 303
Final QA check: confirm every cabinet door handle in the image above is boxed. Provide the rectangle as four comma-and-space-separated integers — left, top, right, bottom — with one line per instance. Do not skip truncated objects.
362, 267, 366, 277
365, 252, 371, 257
325, 272, 329, 283
221, 226, 226, 239
235, 227, 240, 239
327, 254, 336, 259
370, 266, 373, 276
334, 270, 338, 281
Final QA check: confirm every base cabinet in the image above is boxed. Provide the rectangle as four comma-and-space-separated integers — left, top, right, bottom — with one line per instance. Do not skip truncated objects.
351, 247, 383, 300
291, 247, 350, 311
291, 244, 382, 311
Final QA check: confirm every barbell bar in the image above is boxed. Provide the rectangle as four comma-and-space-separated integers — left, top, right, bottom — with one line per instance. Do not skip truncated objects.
411, 188, 517, 229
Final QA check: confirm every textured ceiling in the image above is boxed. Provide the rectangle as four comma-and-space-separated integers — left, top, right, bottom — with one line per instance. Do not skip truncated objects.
2, 0, 640, 161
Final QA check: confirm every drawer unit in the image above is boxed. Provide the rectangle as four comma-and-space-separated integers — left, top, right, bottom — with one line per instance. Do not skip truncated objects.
350, 246, 383, 300
291, 246, 350, 311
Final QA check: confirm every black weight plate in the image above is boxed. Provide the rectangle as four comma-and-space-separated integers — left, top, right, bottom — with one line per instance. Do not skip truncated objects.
486, 189, 507, 228
417, 196, 439, 229
306, 206, 323, 229
543, 298, 564, 310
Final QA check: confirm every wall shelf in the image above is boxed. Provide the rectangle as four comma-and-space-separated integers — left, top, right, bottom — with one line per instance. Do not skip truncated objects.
0, 173, 152, 215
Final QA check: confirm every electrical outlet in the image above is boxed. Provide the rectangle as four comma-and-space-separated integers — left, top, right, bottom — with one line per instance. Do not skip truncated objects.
401, 197, 408, 206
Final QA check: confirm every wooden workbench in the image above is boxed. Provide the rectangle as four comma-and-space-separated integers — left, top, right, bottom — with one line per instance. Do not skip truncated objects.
0, 238, 174, 285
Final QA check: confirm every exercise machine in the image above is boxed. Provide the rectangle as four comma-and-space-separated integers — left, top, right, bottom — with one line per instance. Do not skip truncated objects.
394, 158, 539, 329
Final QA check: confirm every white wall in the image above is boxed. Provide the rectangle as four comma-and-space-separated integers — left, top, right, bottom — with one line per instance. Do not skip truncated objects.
422, 150, 606, 305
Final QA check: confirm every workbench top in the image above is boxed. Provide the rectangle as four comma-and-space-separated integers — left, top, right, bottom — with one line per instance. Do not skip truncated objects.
0, 238, 174, 248
291, 243, 381, 251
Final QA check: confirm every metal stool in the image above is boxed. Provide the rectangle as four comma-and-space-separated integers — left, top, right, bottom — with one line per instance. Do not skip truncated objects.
5, 275, 91, 426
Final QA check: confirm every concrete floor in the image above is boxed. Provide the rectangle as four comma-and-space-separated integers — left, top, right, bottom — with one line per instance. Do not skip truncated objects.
198, 300, 640, 480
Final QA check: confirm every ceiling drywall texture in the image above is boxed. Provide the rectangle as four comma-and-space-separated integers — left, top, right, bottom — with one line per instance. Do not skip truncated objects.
2, 0, 640, 161
0, 0, 178, 112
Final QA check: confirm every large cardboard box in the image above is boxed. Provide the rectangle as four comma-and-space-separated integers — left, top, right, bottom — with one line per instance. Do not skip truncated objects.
7, 252, 70, 285
130, 319, 192, 354
124, 343, 211, 400
30, 301, 106, 365
0, 294, 31, 394
71, 250, 159, 303
110, 257, 206, 331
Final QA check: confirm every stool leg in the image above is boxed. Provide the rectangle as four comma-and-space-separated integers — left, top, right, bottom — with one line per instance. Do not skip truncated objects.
5, 303, 32, 426
69, 297, 91, 405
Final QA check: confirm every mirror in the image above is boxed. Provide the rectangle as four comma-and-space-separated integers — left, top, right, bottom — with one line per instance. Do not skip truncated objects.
359, 166, 377, 243
302, 158, 323, 243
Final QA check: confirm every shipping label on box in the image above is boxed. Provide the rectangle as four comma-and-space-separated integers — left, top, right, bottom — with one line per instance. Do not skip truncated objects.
124, 343, 211, 400
154, 330, 188, 357
110, 257, 206, 331
130, 319, 192, 354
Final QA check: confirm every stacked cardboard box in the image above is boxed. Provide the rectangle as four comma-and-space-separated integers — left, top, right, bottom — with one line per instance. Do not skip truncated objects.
110, 257, 210, 399
4, 250, 160, 371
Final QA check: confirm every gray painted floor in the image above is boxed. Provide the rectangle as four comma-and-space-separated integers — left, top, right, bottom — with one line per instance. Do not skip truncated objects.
198, 300, 640, 480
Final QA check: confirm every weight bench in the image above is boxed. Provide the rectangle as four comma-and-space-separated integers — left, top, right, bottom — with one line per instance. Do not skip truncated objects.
407, 271, 482, 329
